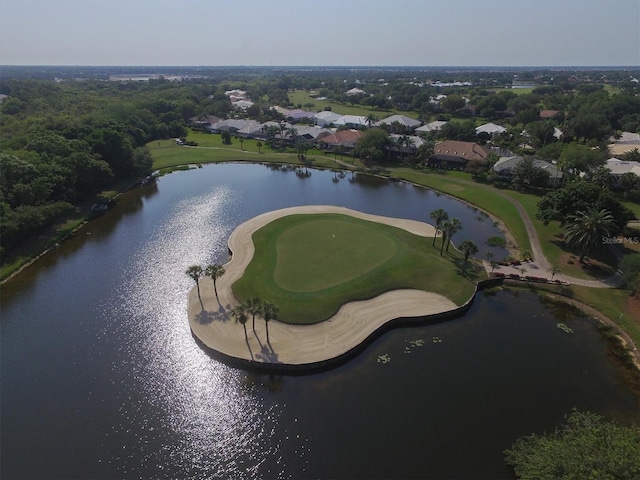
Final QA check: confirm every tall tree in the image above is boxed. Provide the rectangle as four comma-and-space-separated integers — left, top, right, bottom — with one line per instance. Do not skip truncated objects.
564, 208, 615, 263
245, 296, 263, 332
430, 209, 449, 247
441, 218, 462, 255
261, 300, 279, 345
231, 304, 249, 345
185, 265, 203, 302
204, 263, 225, 303
459, 240, 478, 265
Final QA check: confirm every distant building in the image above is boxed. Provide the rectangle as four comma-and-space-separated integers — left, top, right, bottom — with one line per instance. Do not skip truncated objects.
317, 129, 363, 151
376, 114, 422, 131
345, 88, 365, 96
428, 141, 489, 170
312, 111, 342, 127
333, 115, 368, 129
609, 131, 640, 156
493, 155, 562, 186
416, 120, 448, 134
475, 122, 507, 136
605, 158, 640, 188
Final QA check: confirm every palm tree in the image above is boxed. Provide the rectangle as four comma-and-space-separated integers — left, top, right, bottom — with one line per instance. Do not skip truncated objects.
256, 141, 263, 154
286, 127, 298, 143
365, 114, 378, 128
441, 218, 462, 255
185, 265, 203, 301
459, 240, 479, 265
245, 296, 263, 332
564, 208, 616, 263
237, 136, 245, 150
401, 134, 413, 161
261, 300, 279, 345
204, 263, 225, 303
430, 209, 449, 247
231, 304, 250, 345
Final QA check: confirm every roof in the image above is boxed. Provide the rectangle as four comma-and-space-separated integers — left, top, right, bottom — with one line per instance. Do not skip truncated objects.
293, 125, 331, 139
345, 87, 365, 96
610, 132, 640, 144
312, 111, 342, 124
333, 115, 368, 126
285, 109, 314, 120
539, 110, 560, 119
605, 158, 640, 176
493, 156, 562, 177
432, 141, 489, 162
209, 119, 255, 131
475, 122, 507, 135
416, 120, 448, 133
319, 129, 363, 147
376, 115, 422, 128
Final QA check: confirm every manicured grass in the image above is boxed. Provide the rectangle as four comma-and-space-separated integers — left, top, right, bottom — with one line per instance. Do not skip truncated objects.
148, 135, 343, 171
387, 167, 532, 255
288, 89, 412, 118
232, 213, 482, 324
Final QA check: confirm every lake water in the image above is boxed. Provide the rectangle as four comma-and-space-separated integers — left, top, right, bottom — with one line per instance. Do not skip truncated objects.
1, 163, 638, 479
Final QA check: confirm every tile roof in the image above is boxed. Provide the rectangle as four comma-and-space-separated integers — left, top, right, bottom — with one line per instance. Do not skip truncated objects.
433, 141, 489, 161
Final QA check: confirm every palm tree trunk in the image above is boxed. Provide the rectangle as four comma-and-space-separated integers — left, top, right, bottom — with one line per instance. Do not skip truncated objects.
213, 280, 219, 302
440, 234, 446, 256
432, 229, 438, 247
266, 321, 270, 344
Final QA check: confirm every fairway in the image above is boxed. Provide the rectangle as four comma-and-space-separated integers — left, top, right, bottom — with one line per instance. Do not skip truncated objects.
232, 213, 479, 324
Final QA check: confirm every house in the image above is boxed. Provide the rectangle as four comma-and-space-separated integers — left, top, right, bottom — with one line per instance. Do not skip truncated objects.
388, 134, 424, 157
428, 141, 489, 170
493, 156, 563, 186
235, 121, 265, 138
333, 115, 368, 129
284, 109, 314, 123
605, 158, 640, 188
189, 115, 222, 128
312, 111, 342, 127
231, 99, 254, 110
475, 122, 507, 136
345, 87, 365, 96
416, 120, 448, 134
317, 129, 363, 151
291, 125, 331, 143
376, 114, 422, 131
208, 119, 255, 133
609, 132, 640, 156
539, 109, 560, 119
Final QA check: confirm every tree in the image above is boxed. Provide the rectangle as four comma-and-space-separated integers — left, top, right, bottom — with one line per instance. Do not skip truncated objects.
231, 304, 249, 344
237, 136, 245, 150
204, 263, 225, 303
619, 253, 640, 297
221, 130, 232, 145
504, 410, 640, 480
537, 180, 633, 231
430, 209, 449, 247
510, 157, 550, 191
245, 296, 263, 332
564, 208, 616, 263
256, 141, 263, 154
261, 300, 279, 345
551, 266, 561, 280
355, 128, 389, 162
185, 265, 203, 302
459, 240, 478, 265
365, 114, 378, 128
440, 218, 462, 255
416, 138, 435, 164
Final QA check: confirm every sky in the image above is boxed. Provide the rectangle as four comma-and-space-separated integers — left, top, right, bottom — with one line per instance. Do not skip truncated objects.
0, 0, 638, 67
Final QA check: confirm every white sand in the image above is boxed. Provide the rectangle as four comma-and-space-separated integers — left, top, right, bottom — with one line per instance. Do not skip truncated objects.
188, 205, 458, 366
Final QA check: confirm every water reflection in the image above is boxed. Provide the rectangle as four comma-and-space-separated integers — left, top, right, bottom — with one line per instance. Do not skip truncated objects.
2, 163, 637, 480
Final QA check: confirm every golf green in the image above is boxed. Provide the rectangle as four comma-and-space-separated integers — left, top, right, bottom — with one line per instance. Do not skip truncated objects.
232, 213, 477, 324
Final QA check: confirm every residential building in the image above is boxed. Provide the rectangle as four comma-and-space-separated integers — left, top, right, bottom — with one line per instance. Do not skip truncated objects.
493, 155, 563, 186
428, 140, 489, 170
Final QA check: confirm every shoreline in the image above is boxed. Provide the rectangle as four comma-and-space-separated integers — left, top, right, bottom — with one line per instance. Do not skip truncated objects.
188, 205, 466, 368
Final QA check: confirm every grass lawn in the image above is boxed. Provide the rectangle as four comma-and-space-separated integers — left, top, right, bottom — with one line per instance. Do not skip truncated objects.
386, 167, 532, 255
288, 89, 413, 118
148, 133, 344, 171
232, 213, 483, 324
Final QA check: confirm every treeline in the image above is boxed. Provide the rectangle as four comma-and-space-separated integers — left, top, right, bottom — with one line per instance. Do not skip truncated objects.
0, 78, 201, 255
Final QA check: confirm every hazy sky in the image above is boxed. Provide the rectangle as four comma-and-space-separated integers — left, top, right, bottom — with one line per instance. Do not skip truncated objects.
1, 0, 639, 66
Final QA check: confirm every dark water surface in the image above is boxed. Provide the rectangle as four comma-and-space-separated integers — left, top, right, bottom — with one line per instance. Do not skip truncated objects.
2, 163, 638, 479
